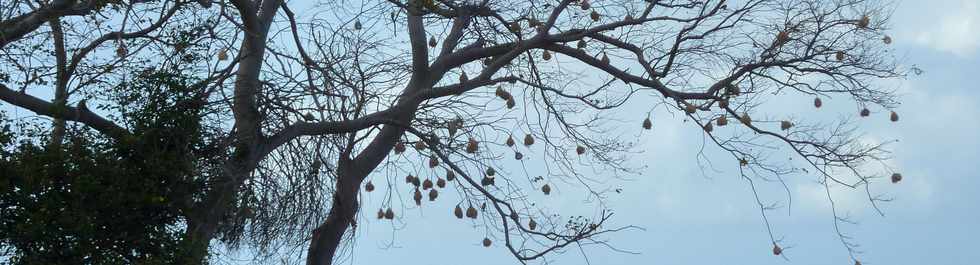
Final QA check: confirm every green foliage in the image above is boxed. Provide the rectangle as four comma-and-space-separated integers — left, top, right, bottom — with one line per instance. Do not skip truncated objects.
0, 69, 216, 264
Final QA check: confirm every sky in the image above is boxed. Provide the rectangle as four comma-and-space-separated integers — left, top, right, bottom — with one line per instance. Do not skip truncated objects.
303, 1, 980, 265
2, 0, 977, 265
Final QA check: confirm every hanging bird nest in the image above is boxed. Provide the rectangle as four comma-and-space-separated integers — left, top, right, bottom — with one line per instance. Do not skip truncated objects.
454, 205, 464, 218
717, 115, 728, 126
384, 208, 395, 219
428, 189, 439, 201
780, 120, 793, 131
429, 36, 438, 47
115, 42, 128, 58
515, 151, 524, 160
411, 176, 421, 187
684, 102, 697, 114
772, 243, 782, 255
814, 97, 823, 108
529, 17, 542, 28
643, 117, 652, 130
590, 10, 600, 21
776, 30, 790, 44
529, 219, 537, 230
447, 169, 456, 181
836, 51, 845, 61
739, 112, 751, 126
354, 19, 363, 30
365, 181, 375, 192
581, 0, 591, 10
405, 175, 414, 184
890, 111, 899, 122
739, 158, 749, 167
727, 84, 741, 96
506, 98, 516, 109
860, 108, 870, 117
524, 134, 535, 146
423, 179, 434, 190
883, 35, 892, 44
857, 15, 870, 28
541, 184, 552, 195
436, 178, 446, 188
448, 118, 462, 137
542, 50, 552, 61
576, 145, 586, 155
509, 21, 522, 33
600, 53, 610, 64
415, 141, 427, 151
496, 86, 512, 101
718, 99, 729, 109
394, 142, 406, 154
429, 154, 439, 168
481, 176, 494, 186
506, 135, 515, 146
466, 138, 479, 153
624, 14, 634, 21
891, 173, 902, 183
217, 48, 228, 61
377, 208, 384, 219
482, 238, 492, 247
703, 122, 713, 133
577, 39, 587, 49
466, 205, 478, 218
414, 189, 423, 205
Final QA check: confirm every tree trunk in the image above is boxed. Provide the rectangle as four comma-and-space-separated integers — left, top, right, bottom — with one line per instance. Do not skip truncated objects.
306, 158, 362, 265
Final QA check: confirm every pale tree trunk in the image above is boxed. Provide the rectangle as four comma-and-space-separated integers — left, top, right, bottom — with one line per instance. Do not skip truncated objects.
48, 18, 68, 147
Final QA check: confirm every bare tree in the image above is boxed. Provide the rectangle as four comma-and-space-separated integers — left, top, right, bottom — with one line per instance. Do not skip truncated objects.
0, 0, 908, 264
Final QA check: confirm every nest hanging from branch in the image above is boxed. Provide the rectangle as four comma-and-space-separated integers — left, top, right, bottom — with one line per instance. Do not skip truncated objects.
542, 50, 552, 61
384, 208, 394, 219
643, 117, 652, 129
716, 115, 728, 126
495, 86, 512, 101
860, 108, 870, 117
772, 243, 782, 255
446, 169, 456, 181
429, 154, 439, 168
814, 97, 823, 108
718, 99, 729, 109
414, 189, 423, 205
590, 10, 600, 21
515, 151, 524, 160
466, 205, 478, 218
739, 113, 751, 126
506, 135, 515, 146
482, 238, 492, 247
541, 184, 551, 195
365, 181, 375, 192
454, 205, 464, 218
428, 189, 438, 201
780, 120, 793, 131
394, 142, 407, 154
377, 209, 384, 219
891, 173, 902, 183
857, 15, 870, 28
436, 178, 446, 188
529, 218, 537, 230
414, 141, 427, 151
703, 122, 713, 133
466, 138, 479, 153
581, 0, 591, 10
576, 145, 586, 155
890, 111, 899, 122
423, 179, 434, 190
524, 134, 535, 146
217, 48, 228, 61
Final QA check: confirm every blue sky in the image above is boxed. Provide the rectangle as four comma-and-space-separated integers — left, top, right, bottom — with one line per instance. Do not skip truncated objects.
315, 1, 980, 265
2, 1, 977, 264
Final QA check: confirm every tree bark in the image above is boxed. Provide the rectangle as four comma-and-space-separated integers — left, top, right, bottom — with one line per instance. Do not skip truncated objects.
305, 158, 362, 265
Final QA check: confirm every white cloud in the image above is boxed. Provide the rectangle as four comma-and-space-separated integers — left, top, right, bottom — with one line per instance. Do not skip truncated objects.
905, 0, 979, 57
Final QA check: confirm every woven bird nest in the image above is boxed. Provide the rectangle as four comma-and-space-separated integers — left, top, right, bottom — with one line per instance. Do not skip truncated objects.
429, 36, 437, 47
423, 179, 434, 190
466, 205, 478, 218
780, 120, 793, 131
454, 205, 464, 218
394, 142, 406, 154
814, 97, 822, 108
858, 15, 870, 28
590, 10, 600, 21
365, 181, 375, 192
576, 145, 586, 155
483, 238, 492, 247
437, 178, 446, 188
529, 218, 537, 230
217, 49, 228, 61
514, 151, 524, 160
415, 141, 427, 151
703, 122, 713, 133
581, 0, 591, 10
716, 115, 728, 126
739, 113, 751, 126
414, 189, 423, 205
496, 86, 512, 101
773, 243, 782, 255
860, 108, 870, 117
524, 134, 535, 146
428, 189, 438, 201
891, 173, 902, 183
541, 184, 552, 195
890, 111, 899, 122
384, 208, 394, 219
542, 50, 552, 61
643, 117, 652, 130
466, 138, 479, 153
429, 154, 439, 168
506, 135, 515, 146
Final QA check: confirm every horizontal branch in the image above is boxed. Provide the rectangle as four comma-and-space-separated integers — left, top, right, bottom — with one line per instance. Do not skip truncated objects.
0, 83, 129, 139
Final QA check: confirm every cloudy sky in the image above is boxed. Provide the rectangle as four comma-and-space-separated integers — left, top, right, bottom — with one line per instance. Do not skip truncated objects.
293, 1, 980, 265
